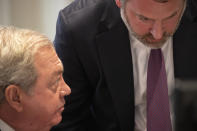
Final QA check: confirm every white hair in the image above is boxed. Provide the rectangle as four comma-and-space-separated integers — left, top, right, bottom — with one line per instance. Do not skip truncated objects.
0, 26, 54, 103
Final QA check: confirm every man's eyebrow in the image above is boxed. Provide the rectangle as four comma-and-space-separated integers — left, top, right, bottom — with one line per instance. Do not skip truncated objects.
52, 62, 64, 76
137, 14, 154, 21
135, 10, 179, 21
49, 67, 64, 81
52, 69, 64, 76
163, 11, 178, 21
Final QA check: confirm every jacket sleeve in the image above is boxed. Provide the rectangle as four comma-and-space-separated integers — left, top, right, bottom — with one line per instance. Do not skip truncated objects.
51, 10, 95, 131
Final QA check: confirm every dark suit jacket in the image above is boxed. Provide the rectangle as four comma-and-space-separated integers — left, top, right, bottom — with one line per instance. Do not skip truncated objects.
51, 0, 197, 130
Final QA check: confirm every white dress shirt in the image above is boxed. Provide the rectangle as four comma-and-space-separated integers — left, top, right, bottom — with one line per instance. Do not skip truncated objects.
0, 119, 15, 131
120, 9, 175, 131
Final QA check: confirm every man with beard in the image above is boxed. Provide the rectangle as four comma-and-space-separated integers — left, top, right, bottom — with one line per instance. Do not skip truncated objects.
51, 0, 197, 130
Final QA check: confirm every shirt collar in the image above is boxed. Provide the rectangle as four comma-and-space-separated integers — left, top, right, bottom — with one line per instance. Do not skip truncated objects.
0, 119, 15, 131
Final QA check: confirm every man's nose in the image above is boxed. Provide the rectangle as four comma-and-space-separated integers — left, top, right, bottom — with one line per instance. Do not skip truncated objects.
150, 21, 163, 40
60, 81, 71, 98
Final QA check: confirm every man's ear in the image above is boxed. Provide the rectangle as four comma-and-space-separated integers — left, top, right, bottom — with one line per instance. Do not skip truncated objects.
4, 85, 23, 112
115, 0, 121, 8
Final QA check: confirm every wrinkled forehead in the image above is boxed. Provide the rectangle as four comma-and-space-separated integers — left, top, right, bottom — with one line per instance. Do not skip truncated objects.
34, 46, 63, 72
126, 0, 185, 8
152, 0, 184, 3
126, 0, 185, 19
126, 0, 185, 3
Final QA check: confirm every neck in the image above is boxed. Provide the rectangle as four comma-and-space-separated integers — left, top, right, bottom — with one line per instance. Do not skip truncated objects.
0, 103, 51, 131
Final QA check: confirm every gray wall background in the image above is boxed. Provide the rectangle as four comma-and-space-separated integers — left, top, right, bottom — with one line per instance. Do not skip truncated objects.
0, 0, 74, 41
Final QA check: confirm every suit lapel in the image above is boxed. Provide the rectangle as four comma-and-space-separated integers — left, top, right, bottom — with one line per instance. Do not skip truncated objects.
96, 22, 134, 130
173, 16, 197, 78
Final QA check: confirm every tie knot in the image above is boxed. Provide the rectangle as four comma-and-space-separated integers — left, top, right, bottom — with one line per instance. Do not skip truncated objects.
150, 48, 162, 55
149, 48, 163, 68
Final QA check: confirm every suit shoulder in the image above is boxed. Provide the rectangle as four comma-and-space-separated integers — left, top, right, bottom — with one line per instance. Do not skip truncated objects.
56, 0, 121, 41
60, 0, 107, 22
57, 0, 120, 34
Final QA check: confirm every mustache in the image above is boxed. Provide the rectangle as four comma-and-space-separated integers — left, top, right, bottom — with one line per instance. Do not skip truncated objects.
143, 32, 171, 40
138, 32, 173, 44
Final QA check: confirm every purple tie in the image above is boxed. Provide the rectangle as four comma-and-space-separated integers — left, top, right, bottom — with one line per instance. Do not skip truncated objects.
147, 49, 172, 131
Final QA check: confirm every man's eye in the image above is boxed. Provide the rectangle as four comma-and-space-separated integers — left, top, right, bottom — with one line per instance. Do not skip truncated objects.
50, 78, 60, 92
54, 79, 60, 87
139, 16, 150, 22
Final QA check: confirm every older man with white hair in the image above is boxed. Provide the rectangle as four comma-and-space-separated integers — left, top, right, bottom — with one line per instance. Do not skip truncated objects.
0, 26, 71, 131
